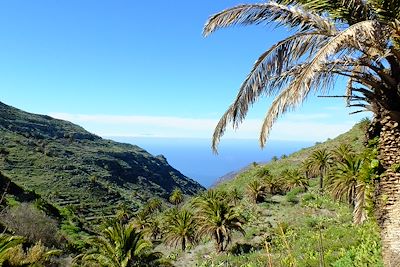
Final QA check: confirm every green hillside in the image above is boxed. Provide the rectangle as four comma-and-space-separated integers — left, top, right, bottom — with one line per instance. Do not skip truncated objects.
0, 102, 204, 223
216, 121, 367, 193
0, 107, 382, 266
160, 119, 382, 266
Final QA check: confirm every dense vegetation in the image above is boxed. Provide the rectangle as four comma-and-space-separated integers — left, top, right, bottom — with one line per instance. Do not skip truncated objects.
203, 0, 400, 264
0, 118, 385, 266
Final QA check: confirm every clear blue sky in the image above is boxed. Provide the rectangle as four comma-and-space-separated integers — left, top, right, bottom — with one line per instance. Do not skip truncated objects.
0, 1, 369, 143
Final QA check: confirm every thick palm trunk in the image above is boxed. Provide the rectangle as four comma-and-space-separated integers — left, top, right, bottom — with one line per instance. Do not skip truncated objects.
375, 116, 400, 266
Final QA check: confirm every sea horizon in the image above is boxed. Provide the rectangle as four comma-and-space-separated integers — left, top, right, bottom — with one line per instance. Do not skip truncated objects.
107, 137, 314, 188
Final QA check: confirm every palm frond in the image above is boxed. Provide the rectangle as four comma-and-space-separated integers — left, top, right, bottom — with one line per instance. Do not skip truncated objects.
259, 20, 380, 145
278, 0, 369, 24
203, 1, 335, 37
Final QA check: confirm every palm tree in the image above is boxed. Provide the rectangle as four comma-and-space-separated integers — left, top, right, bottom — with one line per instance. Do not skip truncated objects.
131, 210, 150, 231
143, 197, 163, 215
131, 198, 163, 236
307, 149, 333, 193
332, 143, 355, 163
255, 166, 271, 179
147, 216, 162, 241
0, 234, 24, 264
255, 166, 284, 194
79, 220, 167, 267
283, 169, 309, 191
194, 191, 246, 252
328, 156, 363, 206
169, 188, 184, 206
264, 173, 285, 194
3, 240, 62, 266
229, 188, 243, 205
163, 208, 197, 251
247, 180, 268, 203
328, 156, 368, 223
203, 2, 400, 263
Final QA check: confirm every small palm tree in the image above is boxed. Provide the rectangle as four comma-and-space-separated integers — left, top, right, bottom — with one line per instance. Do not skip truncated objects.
332, 144, 355, 163
194, 192, 245, 252
169, 188, 184, 206
328, 156, 362, 206
143, 198, 163, 215
307, 149, 333, 193
164, 208, 197, 251
283, 169, 309, 191
79, 220, 166, 267
3, 241, 62, 266
131, 210, 150, 231
255, 166, 271, 179
147, 216, 162, 241
229, 188, 243, 205
264, 173, 285, 195
247, 180, 267, 203
328, 155, 367, 224
255, 166, 284, 194
0, 234, 24, 263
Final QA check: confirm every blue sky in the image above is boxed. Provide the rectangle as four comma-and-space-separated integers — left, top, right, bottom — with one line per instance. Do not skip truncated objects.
0, 1, 370, 143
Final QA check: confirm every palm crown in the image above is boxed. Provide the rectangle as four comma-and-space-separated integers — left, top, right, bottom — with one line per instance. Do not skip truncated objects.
204, 0, 400, 151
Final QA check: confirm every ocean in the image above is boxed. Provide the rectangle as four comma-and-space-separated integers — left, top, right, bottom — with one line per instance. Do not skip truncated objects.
108, 137, 313, 188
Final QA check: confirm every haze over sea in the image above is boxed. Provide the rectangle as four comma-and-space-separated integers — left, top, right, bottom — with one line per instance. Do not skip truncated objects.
109, 137, 313, 188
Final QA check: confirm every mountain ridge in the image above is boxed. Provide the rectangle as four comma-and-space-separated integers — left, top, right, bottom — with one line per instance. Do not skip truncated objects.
0, 101, 204, 224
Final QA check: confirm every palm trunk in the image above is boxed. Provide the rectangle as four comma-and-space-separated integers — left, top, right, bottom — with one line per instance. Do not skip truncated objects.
375, 116, 400, 266
353, 182, 367, 225
182, 237, 186, 251
319, 168, 324, 194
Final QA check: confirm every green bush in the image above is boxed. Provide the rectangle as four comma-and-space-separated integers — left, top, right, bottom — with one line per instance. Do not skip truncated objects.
286, 188, 302, 204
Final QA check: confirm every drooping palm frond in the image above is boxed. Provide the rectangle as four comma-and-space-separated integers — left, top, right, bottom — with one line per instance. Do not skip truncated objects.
4, 241, 62, 266
277, 0, 369, 24
203, 1, 335, 37
258, 20, 382, 145
211, 17, 384, 150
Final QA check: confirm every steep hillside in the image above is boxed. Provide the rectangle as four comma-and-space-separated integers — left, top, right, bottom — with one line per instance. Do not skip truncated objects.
165, 120, 382, 266
215, 120, 368, 192
0, 102, 204, 222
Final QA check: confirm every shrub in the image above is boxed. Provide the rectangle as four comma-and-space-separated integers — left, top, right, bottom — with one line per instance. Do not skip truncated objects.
286, 188, 302, 204
0, 203, 60, 247
286, 192, 299, 204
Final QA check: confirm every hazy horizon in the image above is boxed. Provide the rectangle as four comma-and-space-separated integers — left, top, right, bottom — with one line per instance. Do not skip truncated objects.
108, 136, 314, 187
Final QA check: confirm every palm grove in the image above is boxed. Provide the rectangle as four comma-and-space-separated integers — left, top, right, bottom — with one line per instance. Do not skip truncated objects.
0, 123, 386, 266
0, 0, 399, 266
203, 0, 400, 266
